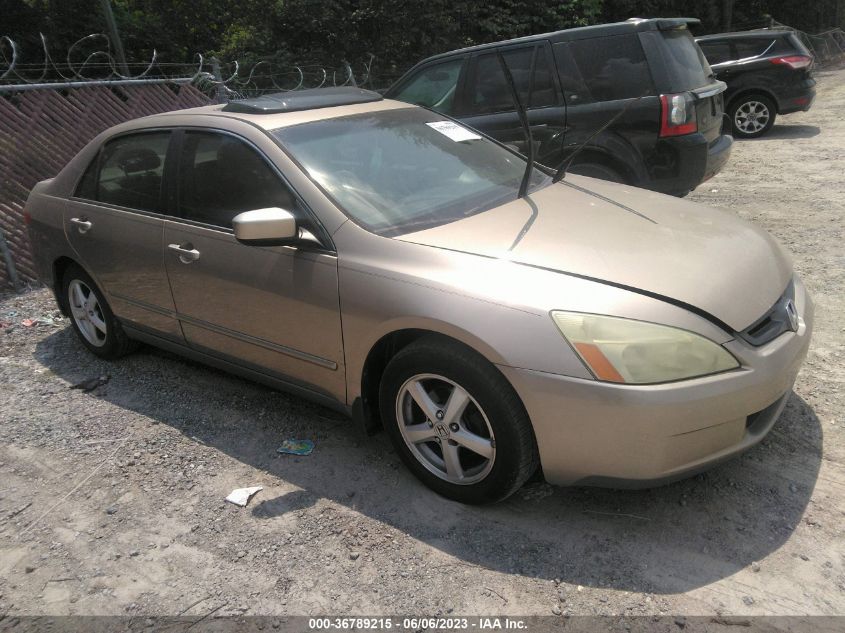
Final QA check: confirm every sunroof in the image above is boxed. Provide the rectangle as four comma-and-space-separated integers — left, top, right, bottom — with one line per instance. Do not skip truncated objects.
222, 87, 383, 114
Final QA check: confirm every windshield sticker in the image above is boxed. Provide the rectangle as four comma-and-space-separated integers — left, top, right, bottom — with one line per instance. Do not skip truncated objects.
426, 121, 482, 142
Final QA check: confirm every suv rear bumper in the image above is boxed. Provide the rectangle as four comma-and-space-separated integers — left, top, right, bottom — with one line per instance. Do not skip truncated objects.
646, 131, 733, 196
779, 80, 816, 114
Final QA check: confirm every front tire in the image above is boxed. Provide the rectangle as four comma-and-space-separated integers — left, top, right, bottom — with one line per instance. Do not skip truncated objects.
730, 94, 776, 138
62, 264, 137, 359
379, 337, 539, 504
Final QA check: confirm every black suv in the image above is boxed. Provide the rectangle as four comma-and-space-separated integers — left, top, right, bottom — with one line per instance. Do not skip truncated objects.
386, 18, 732, 197
696, 30, 816, 138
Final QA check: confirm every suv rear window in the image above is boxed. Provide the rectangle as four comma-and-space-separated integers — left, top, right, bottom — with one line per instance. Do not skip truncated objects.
656, 29, 712, 91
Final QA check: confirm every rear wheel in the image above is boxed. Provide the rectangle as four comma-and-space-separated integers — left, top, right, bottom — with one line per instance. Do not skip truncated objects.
567, 162, 625, 184
730, 94, 776, 138
379, 337, 539, 504
62, 264, 137, 359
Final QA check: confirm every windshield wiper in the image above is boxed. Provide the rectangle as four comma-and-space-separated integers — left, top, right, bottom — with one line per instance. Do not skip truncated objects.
495, 48, 537, 199
552, 88, 651, 184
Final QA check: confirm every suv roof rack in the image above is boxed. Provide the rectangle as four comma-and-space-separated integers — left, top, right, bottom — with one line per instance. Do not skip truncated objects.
222, 87, 382, 114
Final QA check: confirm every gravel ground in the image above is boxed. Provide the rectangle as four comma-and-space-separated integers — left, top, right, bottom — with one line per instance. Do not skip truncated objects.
1, 67, 843, 621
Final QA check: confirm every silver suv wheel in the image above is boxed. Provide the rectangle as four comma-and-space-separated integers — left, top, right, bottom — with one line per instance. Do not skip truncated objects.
734, 100, 771, 135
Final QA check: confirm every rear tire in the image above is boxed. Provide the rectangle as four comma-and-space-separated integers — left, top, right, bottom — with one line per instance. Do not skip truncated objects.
379, 337, 539, 504
62, 264, 137, 359
729, 94, 776, 138
567, 162, 626, 184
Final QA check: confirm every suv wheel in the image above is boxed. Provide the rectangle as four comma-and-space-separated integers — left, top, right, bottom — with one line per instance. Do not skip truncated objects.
63, 264, 137, 359
379, 337, 539, 504
730, 94, 776, 138
567, 162, 625, 184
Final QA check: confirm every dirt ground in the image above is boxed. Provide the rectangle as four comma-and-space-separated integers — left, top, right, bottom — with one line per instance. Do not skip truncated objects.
1, 67, 843, 622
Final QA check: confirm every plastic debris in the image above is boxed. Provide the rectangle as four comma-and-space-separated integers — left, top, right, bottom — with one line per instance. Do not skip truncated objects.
276, 439, 314, 456
225, 486, 263, 507
70, 375, 110, 392
21, 316, 57, 327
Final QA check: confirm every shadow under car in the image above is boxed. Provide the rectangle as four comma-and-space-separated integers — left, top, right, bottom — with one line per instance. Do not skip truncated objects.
34, 326, 822, 595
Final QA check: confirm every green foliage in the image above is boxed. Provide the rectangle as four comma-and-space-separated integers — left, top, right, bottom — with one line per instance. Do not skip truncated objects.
3, 0, 843, 88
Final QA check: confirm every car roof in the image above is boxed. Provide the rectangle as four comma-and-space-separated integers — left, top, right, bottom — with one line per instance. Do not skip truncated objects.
405, 17, 699, 64
696, 29, 793, 42
142, 89, 414, 131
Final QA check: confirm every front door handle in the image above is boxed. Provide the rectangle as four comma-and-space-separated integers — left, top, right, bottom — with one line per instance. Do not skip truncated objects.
168, 243, 201, 264
70, 217, 92, 234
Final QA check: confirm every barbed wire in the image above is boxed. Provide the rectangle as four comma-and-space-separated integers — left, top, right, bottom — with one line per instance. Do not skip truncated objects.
0, 32, 377, 97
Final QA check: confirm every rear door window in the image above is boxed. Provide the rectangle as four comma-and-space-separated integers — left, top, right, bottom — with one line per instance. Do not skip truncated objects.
390, 58, 465, 114
699, 40, 733, 65
565, 34, 654, 102
177, 131, 298, 229
77, 132, 171, 213
466, 45, 558, 114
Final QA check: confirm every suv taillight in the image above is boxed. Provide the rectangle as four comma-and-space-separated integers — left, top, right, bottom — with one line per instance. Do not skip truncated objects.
770, 55, 812, 70
659, 93, 697, 137
23, 209, 32, 225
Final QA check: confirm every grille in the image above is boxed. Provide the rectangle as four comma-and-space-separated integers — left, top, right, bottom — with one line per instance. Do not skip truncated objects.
737, 281, 797, 347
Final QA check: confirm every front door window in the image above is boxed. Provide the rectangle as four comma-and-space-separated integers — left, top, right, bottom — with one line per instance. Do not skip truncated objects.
390, 58, 465, 114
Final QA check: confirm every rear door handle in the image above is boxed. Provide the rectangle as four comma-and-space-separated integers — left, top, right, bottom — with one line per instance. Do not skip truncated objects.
168, 243, 201, 264
70, 217, 92, 234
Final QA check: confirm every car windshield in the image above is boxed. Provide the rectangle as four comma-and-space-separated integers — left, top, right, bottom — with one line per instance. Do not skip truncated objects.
273, 107, 549, 235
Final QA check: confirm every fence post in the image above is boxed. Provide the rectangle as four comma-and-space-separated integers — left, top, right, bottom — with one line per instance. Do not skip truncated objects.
98, 0, 130, 76
0, 229, 22, 292
210, 57, 228, 103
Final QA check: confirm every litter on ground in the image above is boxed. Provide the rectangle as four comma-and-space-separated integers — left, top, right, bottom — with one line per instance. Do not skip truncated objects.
277, 439, 314, 456
225, 486, 263, 507
69, 375, 110, 392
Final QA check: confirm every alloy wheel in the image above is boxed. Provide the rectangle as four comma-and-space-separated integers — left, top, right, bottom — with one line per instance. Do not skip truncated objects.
395, 373, 496, 485
68, 279, 108, 347
735, 100, 771, 134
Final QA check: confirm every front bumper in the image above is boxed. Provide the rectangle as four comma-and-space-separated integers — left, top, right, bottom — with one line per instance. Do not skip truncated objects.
500, 279, 813, 488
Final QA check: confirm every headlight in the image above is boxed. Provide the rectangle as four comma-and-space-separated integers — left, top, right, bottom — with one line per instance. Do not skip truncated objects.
551, 311, 739, 384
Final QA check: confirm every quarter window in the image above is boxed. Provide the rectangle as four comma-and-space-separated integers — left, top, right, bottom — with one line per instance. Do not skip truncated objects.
468, 46, 557, 114
76, 132, 170, 212
391, 58, 465, 114
177, 132, 297, 229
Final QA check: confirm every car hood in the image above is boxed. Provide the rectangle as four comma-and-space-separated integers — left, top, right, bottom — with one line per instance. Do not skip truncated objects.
395, 176, 792, 331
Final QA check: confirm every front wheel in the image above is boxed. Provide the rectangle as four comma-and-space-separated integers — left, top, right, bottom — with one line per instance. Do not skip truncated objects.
379, 337, 539, 504
730, 95, 776, 138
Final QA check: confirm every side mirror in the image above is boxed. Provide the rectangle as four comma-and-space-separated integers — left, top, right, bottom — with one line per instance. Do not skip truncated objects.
232, 207, 298, 246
